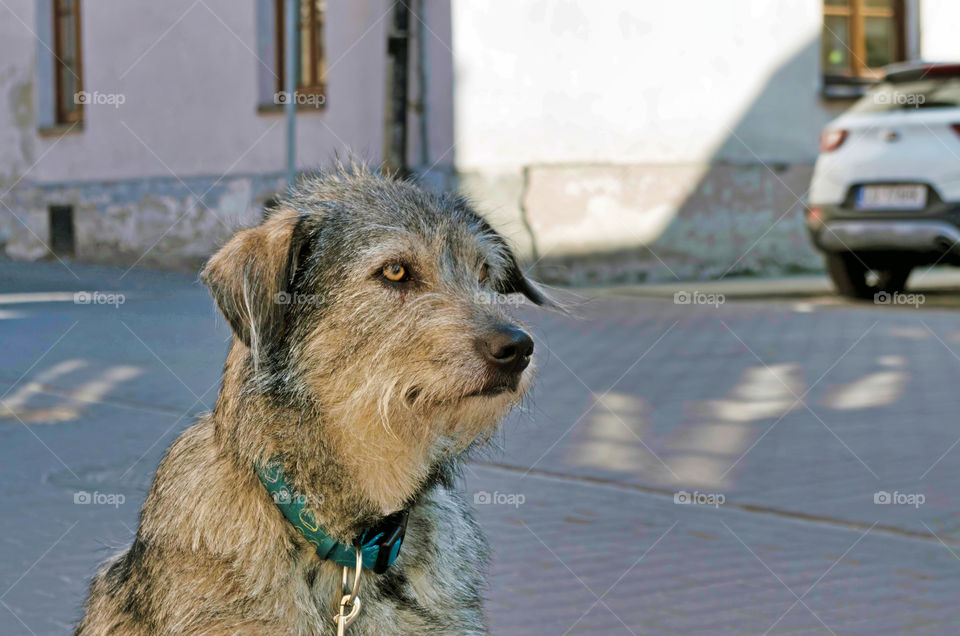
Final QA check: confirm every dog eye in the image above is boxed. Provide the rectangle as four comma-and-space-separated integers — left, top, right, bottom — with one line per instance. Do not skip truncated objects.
478, 263, 489, 283
382, 263, 409, 283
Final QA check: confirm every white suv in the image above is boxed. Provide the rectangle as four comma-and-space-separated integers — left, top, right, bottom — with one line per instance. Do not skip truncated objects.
807, 63, 960, 298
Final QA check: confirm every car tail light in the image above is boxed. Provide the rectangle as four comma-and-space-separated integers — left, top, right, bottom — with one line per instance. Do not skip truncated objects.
922, 64, 960, 79
819, 129, 848, 153
951, 123, 960, 138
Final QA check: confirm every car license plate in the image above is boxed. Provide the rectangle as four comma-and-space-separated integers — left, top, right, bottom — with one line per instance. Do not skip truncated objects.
855, 185, 927, 210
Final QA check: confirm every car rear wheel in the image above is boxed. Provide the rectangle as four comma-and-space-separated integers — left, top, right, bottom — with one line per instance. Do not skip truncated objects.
825, 253, 913, 299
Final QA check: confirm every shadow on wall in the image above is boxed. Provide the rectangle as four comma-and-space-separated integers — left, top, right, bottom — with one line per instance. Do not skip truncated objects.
514, 36, 854, 286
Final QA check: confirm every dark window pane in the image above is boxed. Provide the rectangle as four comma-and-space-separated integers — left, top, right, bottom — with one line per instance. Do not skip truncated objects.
865, 17, 897, 68
864, 0, 893, 8
59, 66, 77, 118
825, 0, 849, 6
276, 0, 325, 94
54, 2, 82, 123
298, 0, 311, 87
313, 0, 326, 86
57, 14, 75, 63
56, 12, 79, 120
822, 15, 851, 75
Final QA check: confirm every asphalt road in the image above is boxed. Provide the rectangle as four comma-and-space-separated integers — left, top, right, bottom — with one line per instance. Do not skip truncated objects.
2, 260, 960, 634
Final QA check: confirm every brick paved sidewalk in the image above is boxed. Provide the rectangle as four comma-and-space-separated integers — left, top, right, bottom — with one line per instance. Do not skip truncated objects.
3, 261, 960, 634
471, 465, 960, 635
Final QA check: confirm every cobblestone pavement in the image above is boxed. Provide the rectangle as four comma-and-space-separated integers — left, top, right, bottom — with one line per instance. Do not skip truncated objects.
2, 261, 960, 634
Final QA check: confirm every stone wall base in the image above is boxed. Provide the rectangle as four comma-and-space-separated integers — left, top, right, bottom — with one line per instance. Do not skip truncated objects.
457, 162, 823, 284
0, 173, 287, 272
0, 162, 824, 282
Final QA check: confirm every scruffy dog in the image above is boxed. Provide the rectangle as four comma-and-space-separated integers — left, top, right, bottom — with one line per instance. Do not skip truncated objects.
76, 165, 554, 635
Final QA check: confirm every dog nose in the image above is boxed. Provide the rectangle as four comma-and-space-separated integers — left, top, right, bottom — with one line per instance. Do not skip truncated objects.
481, 326, 534, 373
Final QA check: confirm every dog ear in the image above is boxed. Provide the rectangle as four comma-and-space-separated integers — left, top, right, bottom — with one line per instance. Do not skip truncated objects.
201, 208, 307, 351
497, 250, 563, 310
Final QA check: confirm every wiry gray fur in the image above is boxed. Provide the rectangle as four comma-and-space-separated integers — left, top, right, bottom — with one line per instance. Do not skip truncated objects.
75, 164, 552, 635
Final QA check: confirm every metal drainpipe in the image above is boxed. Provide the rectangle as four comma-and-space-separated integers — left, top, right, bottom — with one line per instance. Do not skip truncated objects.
416, 0, 429, 170
285, 0, 298, 190
383, 0, 411, 177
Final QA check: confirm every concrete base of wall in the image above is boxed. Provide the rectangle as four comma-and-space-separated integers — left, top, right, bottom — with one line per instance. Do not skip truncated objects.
0, 161, 825, 282
1, 173, 287, 272
458, 162, 824, 284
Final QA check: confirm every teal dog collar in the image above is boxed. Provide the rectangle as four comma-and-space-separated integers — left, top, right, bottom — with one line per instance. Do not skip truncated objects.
256, 459, 407, 574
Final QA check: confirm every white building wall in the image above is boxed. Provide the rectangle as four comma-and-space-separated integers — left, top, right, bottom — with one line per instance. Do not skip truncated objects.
451, 0, 834, 170
0, 0, 454, 268
918, 0, 960, 61
1, 0, 453, 184
450, 0, 850, 279
3, 0, 960, 279
32, 0, 387, 182
0, 0, 38, 184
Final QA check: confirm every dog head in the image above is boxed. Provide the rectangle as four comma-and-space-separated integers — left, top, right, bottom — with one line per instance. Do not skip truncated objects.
202, 166, 554, 465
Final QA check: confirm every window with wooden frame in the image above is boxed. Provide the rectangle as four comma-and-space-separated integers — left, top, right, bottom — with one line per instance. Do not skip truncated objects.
822, 0, 906, 83
52, 0, 83, 124
275, 0, 327, 103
